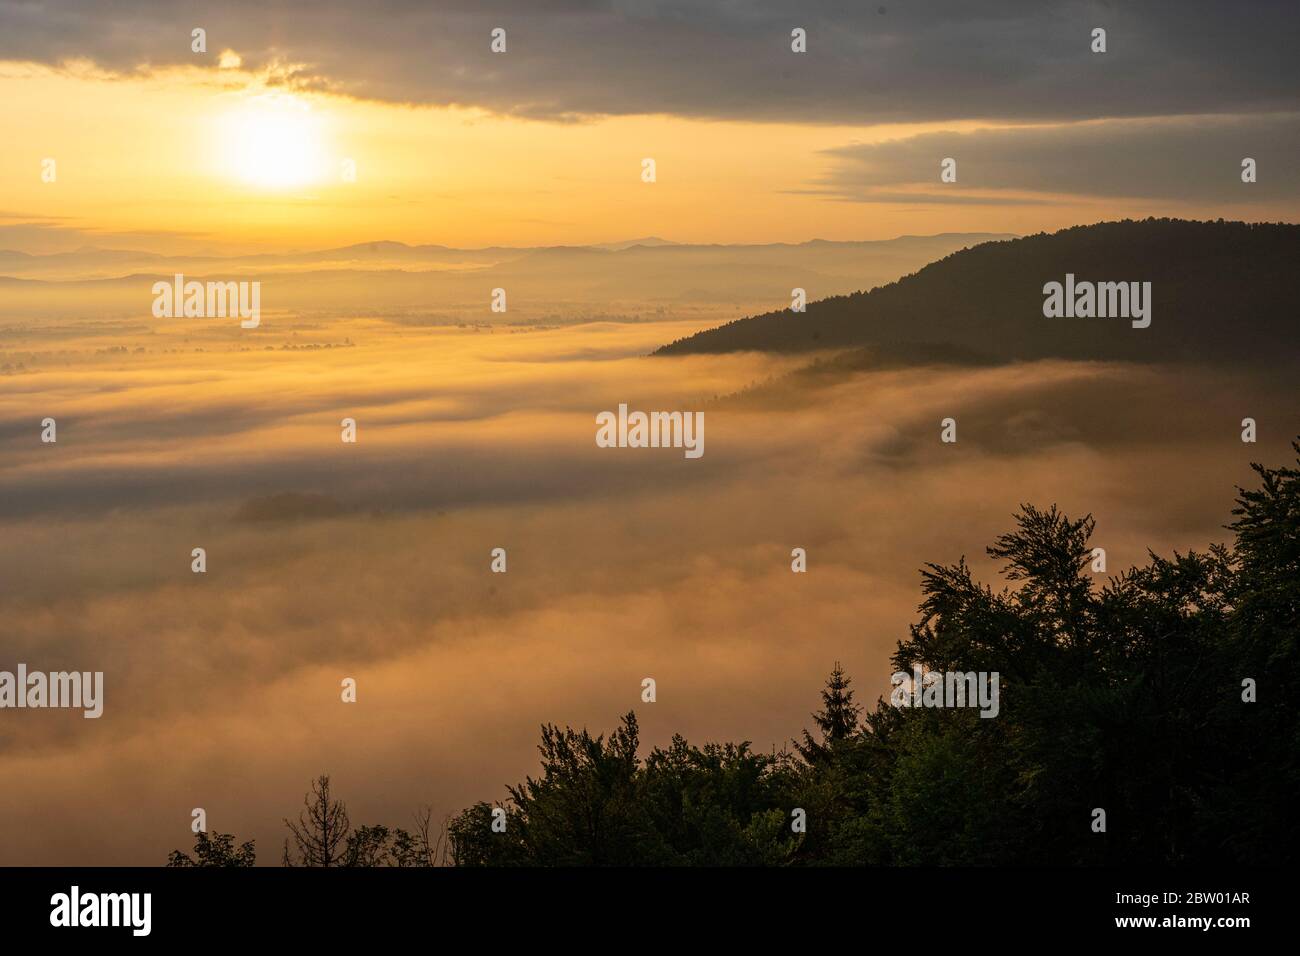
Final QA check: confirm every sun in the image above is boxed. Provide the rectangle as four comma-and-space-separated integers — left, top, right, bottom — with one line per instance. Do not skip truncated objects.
217, 93, 330, 190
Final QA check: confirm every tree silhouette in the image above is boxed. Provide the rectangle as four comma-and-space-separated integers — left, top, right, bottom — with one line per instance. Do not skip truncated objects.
447, 441, 1300, 866
283, 775, 351, 867
795, 661, 862, 763
341, 809, 450, 867
273, 775, 449, 867
166, 830, 255, 867
448, 712, 802, 866
171, 443, 1299, 867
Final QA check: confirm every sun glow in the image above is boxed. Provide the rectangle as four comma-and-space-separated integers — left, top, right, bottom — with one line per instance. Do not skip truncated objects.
217, 93, 330, 190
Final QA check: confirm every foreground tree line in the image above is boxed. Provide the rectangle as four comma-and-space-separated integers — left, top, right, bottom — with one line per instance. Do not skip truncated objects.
171, 443, 1300, 866
168, 775, 450, 867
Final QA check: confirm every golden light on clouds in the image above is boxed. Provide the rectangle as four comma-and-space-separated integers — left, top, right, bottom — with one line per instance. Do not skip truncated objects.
5, 57, 1293, 257
2, 3, 1298, 873
0, 62, 1152, 253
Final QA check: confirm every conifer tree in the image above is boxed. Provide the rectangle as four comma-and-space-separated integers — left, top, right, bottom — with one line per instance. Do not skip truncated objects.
795, 662, 862, 763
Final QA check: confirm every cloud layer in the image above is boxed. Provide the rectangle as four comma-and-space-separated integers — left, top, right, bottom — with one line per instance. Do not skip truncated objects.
810, 113, 1300, 203
1, 306, 1294, 863
3, 1, 1298, 123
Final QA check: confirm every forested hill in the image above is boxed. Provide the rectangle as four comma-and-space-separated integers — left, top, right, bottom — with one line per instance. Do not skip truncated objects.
654, 219, 1300, 364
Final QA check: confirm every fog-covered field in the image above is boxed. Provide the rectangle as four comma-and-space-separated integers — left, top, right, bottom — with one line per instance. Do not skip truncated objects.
1, 289, 1292, 863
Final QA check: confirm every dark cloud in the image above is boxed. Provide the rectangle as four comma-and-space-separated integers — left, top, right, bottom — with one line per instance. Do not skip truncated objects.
2, 1, 1297, 123
811, 112, 1300, 202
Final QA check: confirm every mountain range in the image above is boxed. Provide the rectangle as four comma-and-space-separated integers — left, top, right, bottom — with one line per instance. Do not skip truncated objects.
655, 219, 1300, 366
0, 233, 1012, 321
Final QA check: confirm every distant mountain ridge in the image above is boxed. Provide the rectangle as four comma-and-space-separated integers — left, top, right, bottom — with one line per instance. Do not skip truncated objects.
0, 233, 1013, 280
0, 233, 1015, 320
655, 219, 1300, 365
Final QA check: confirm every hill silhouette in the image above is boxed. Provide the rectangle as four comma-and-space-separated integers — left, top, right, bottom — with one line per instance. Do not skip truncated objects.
655, 219, 1300, 365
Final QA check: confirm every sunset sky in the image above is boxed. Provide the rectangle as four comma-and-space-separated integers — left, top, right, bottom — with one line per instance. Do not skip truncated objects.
2, 1, 1298, 868
3, 1, 1298, 252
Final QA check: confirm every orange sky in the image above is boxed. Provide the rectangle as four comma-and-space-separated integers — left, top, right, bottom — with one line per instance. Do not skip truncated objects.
5, 61, 1279, 254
